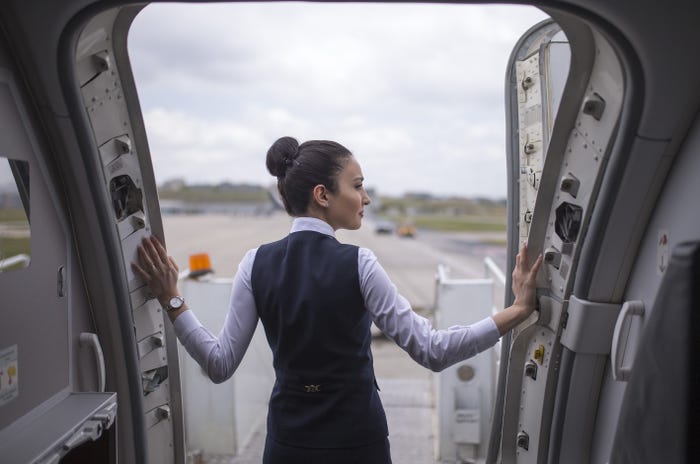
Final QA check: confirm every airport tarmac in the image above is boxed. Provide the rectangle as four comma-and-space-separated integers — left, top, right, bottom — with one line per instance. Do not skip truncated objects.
163, 212, 505, 463
162, 212, 506, 312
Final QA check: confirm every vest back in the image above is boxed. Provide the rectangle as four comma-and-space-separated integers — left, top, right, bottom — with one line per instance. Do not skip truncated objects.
251, 230, 388, 448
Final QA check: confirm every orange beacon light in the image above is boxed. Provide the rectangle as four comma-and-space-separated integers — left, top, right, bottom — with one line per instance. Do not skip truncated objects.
188, 253, 213, 278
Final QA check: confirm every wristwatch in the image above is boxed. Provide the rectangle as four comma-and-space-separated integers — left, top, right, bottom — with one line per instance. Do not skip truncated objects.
164, 295, 185, 312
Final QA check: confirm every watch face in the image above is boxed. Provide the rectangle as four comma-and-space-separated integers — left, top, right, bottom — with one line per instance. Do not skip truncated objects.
169, 296, 184, 309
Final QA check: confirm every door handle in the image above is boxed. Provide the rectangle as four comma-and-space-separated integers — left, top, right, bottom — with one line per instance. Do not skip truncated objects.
80, 332, 106, 392
610, 301, 644, 381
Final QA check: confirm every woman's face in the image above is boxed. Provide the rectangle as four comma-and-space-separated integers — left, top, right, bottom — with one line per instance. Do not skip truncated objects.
325, 157, 371, 230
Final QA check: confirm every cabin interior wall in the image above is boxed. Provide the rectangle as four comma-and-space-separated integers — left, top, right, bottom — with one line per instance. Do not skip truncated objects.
589, 107, 700, 462
0, 39, 73, 428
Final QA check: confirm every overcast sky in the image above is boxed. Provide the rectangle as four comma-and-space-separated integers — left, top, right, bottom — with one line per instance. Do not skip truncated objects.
128, 2, 549, 198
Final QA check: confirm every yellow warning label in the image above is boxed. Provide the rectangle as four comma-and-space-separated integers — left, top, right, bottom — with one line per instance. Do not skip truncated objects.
0, 345, 18, 407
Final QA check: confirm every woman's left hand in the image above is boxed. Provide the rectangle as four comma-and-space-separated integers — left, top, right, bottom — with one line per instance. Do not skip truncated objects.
511, 243, 543, 318
493, 243, 542, 335
131, 236, 181, 306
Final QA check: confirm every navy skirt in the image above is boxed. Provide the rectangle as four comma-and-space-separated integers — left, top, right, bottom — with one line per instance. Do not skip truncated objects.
263, 436, 392, 464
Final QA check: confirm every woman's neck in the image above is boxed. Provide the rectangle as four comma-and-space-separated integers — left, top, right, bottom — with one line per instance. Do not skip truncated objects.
301, 206, 336, 230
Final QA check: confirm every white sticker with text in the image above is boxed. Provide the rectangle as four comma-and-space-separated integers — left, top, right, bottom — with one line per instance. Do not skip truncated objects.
0, 345, 19, 407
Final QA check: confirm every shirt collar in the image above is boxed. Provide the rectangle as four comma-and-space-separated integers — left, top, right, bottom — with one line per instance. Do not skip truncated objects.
290, 217, 335, 237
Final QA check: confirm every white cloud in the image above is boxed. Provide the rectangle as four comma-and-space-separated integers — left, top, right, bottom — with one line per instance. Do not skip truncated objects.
143, 108, 269, 184
129, 2, 550, 197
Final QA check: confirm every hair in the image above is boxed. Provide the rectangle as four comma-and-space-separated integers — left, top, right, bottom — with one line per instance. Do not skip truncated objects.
266, 136, 353, 216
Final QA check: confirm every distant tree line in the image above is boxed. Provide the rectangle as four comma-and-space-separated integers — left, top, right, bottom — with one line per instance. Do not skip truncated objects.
157, 181, 507, 232
159, 180, 270, 204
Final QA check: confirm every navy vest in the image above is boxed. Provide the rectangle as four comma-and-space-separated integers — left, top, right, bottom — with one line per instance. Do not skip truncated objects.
251, 230, 388, 448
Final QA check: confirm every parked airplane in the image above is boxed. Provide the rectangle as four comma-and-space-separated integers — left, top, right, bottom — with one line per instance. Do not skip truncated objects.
0, 1, 697, 463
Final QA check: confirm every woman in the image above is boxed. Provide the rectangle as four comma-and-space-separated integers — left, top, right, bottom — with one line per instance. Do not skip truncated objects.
133, 136, 542, 463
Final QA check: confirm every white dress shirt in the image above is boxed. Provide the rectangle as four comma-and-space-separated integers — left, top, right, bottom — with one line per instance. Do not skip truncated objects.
173, 217, 500, 383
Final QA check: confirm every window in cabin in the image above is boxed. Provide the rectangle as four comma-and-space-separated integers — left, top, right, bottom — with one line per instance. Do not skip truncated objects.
0, 157, 30, 272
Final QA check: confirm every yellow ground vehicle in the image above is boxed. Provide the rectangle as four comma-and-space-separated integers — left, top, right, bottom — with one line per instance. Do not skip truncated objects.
397, 222, 416, 237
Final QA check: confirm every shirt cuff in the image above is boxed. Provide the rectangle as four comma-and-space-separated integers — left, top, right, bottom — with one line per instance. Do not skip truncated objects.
172, 310, 202, 340
471, 316, 501, 351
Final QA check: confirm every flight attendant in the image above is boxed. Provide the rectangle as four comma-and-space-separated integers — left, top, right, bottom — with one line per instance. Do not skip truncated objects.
133, 136, 542, 464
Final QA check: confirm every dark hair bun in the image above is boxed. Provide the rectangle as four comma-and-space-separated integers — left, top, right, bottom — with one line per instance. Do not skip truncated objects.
266, 136, 300, 178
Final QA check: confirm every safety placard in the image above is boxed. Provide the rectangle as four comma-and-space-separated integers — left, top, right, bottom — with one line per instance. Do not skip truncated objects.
0, 345, 18, 407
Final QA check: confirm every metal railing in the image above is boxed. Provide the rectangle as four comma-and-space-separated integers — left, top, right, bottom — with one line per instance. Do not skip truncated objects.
0, 254, 30, 272
483, 256, 506, 314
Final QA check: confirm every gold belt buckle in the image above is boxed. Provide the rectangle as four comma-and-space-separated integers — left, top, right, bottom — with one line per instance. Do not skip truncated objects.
303, 384, 320, 393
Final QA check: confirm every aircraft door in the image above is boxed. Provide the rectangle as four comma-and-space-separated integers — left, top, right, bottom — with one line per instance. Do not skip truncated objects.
488, 20, 570, 464
490, 14, 625, 464
72, 7, 185, 464
0, 5, 187, 462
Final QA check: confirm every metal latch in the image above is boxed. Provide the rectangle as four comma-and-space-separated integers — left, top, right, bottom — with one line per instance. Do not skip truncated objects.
59, 401, 116, 456
524, 361, 538, 380
145, 405, 171, 428
137, 332, 164, 358
582, 93, 606, 120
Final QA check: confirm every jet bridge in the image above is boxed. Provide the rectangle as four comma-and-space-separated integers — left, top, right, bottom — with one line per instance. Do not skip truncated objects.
434, 258, 506, 464
174, 274, 273, 461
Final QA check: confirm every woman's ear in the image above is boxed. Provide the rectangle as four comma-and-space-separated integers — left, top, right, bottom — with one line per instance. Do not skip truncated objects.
312, 184, 330, 208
